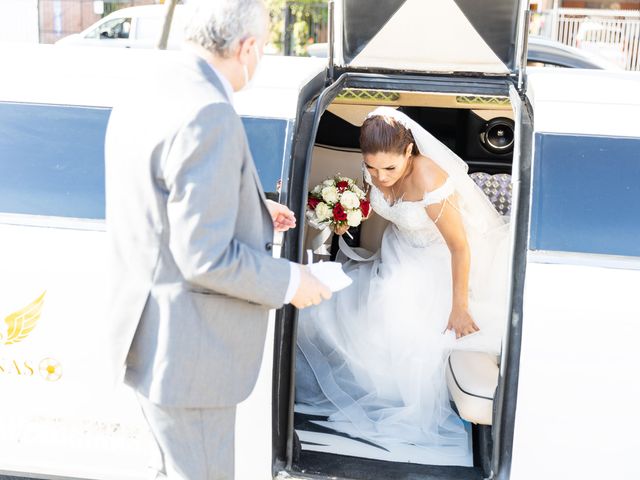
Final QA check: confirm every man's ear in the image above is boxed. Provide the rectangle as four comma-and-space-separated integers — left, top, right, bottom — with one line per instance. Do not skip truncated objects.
237, 36, 257, 65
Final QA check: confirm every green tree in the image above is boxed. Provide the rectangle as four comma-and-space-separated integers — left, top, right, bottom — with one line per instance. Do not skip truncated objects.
266, 0, 328, 55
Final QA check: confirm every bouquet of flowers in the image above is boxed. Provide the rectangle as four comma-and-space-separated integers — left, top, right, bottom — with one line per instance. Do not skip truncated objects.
306, 175, 371, 236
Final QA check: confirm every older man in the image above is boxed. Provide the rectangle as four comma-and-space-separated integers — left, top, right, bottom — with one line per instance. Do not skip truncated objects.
104, 0, 331, 478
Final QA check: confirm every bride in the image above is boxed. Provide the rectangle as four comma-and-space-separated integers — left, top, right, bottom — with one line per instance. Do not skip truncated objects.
296, 107, 510, 462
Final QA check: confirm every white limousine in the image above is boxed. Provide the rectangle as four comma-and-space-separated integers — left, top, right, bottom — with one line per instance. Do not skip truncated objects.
1, 1, 639, 479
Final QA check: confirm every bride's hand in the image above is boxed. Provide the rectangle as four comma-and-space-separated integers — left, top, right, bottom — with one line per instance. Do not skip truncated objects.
333, 224, 350, 236
444, 305, 480, 339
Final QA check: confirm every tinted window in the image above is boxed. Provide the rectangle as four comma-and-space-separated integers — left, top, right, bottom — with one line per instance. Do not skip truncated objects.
530, 133, 640, 257
0, 102, 110, 219
241, 117, 290, 195
0, 107, 289, 220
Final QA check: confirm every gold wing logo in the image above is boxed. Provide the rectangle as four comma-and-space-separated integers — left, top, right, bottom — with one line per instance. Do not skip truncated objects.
0, 292, 46, 346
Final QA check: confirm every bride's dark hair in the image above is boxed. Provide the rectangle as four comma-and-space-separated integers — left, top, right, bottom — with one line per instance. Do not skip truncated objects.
360, 114, 419, 156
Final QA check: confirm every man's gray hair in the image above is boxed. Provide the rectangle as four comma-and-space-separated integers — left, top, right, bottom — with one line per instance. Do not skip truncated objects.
184, 0, 267, 58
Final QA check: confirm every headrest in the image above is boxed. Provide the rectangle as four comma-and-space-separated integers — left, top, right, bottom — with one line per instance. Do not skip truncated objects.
470, 173, 512, 216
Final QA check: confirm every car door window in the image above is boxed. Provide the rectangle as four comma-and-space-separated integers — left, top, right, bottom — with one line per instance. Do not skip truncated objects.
84, 27, 99, 39
98, 17, 132, 39
241, 117, 291, 198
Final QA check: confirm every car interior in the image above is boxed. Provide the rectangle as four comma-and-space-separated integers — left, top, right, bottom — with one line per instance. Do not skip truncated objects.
290, 87, 515, 480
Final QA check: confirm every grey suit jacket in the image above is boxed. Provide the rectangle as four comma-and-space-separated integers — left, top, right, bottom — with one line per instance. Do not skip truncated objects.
104, 51, 290, 407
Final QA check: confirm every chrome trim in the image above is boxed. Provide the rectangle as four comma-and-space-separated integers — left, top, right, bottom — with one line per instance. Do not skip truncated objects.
515, 3, 529, 91
328, 0, 335, 82
508, 85, 523, 186
528, 250, 640, 270
0, 213, 106, 232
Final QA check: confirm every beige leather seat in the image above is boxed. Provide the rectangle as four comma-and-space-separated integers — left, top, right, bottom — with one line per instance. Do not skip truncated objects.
446, 172, 512, 426
446, 350, 499, 425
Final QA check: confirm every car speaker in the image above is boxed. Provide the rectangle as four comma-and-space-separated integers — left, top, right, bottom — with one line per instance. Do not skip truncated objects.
479, 117, 515, 154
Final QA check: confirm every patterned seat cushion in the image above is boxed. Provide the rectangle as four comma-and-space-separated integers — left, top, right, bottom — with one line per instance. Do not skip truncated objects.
469, 172, 512, 216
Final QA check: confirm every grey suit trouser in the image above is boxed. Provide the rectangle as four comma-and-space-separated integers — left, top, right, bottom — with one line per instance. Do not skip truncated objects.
137, 393, 236, 480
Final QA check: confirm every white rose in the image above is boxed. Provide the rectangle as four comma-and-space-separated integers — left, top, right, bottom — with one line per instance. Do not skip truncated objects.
321, 186, 339, 204
312, 184, 323, 195
346, 209, 363, 227
353, 186, 366, 199
322, 179, 334, 187
340, 190, 360, 210
315, 202, 332, 221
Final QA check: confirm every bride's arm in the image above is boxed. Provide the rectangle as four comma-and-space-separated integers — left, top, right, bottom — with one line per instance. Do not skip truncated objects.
422, 171, 479, 339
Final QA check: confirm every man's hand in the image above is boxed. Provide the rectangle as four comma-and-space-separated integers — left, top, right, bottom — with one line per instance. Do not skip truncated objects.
265, 199, 296, 232
291, 265, 332, 309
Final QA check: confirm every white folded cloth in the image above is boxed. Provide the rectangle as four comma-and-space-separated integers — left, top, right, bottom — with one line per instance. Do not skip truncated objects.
308, 261, 353, 293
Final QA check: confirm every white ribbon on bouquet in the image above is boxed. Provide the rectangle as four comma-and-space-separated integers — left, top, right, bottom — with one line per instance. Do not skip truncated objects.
310, 225, 334, 255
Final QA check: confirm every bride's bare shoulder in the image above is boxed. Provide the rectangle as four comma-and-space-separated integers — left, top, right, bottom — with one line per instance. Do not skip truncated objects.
412, 155, 448, 192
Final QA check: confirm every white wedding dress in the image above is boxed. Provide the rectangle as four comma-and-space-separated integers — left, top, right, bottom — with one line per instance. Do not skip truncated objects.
296, 164, 510, 464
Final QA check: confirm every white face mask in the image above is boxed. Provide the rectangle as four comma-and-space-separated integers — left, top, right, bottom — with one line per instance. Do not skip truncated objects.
242, 44, 262, 90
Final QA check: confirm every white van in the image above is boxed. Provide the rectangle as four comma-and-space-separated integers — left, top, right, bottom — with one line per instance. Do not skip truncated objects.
55, 5, 185, 49
1, 1, 640, 479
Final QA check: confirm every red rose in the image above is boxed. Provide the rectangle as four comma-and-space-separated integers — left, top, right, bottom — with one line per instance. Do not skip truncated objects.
307, 196, 320, 210
336, 180, 349, 193
333, 203, 348, 222
360, 199, 371, 218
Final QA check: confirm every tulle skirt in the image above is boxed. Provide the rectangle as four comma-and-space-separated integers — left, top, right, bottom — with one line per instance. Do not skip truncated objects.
296, 222, 509, 461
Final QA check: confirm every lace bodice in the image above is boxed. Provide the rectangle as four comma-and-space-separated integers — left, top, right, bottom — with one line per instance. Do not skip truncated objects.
365, 170, 455, 248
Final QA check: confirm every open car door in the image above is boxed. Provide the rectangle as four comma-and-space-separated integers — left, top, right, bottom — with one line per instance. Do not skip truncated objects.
276, 2, 532, 479
331, 0, 528, 77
